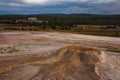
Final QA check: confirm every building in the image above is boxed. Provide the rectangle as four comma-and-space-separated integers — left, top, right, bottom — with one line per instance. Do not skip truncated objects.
28, 17, 38, 23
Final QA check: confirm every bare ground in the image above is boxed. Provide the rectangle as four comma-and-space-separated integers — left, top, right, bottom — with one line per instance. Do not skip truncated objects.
0, 31, 120, 80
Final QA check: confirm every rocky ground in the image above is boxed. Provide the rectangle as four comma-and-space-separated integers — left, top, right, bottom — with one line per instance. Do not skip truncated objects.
0, 31, 120, 80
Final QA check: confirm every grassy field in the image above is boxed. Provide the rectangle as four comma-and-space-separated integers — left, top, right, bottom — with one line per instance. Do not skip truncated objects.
0, 25, 120, 37
58, 29, 120, 37
77, 31, 120, 37
107, 49, 120, 53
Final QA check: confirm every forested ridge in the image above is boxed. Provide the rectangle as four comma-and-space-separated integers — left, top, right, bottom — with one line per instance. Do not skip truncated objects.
0, 14, 120, 25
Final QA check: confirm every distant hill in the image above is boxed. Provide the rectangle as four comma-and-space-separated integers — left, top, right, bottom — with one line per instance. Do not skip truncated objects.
0, 14, 120, 25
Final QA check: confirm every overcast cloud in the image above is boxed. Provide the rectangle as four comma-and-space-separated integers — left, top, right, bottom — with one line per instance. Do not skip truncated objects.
0, 0, 120, 14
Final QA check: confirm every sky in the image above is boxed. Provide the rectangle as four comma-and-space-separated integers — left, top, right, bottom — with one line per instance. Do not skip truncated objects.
0, 0, 120, 14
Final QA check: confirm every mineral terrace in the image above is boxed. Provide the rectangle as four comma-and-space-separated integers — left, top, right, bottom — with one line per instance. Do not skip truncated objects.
0, 31, 120, 80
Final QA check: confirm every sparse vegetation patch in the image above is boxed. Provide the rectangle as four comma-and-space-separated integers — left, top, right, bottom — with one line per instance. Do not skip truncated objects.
107, 49, 120, 53
0, 46, 20, 54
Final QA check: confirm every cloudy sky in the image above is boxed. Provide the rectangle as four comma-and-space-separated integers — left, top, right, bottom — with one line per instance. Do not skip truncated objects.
0, 0, 120, 14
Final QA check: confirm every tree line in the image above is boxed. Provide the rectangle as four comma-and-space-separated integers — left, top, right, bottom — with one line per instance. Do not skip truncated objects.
0, 14, 120, 30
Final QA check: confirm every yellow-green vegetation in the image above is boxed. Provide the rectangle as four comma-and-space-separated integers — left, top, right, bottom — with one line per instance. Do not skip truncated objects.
0, 46, 19, 54
59, 29, 120, 37
77, 31, 120, 37
107, 49, 120, 53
